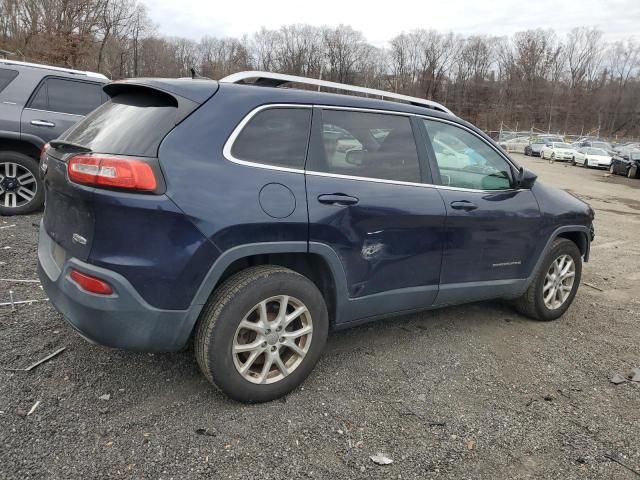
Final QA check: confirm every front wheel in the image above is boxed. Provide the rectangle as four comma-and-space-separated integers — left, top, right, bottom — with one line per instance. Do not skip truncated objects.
514, 238, 582, 321
628, 166, 637, 178
571, 157, 576, 166
541, 151, 545, 159
195, 266, 328, 403
584, 159, 589, 168
0, 151, 44, 216
609, 164, 615, 174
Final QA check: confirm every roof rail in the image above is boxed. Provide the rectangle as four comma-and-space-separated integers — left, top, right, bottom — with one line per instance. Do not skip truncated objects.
0, 59, 108, 80
219, 71, 454, 115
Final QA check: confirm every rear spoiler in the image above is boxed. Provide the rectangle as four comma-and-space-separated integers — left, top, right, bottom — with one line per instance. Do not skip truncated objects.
103, 78, 219, 125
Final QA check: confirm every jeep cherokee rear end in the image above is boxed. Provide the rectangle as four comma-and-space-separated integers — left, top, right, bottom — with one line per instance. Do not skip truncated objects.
39, 79, 220, 350
39, 73, 594, 403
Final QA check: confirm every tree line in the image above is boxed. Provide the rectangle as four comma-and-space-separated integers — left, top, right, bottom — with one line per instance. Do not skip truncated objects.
1, 0, 639, 138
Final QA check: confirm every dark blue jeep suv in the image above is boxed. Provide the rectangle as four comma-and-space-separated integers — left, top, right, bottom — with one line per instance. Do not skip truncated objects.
38, 72, 594, 402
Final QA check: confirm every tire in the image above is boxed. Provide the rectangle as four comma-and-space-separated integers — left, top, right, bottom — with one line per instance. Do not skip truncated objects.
550, 153, 555, 163
541, 151, 545, 159
609, 164, 615, 174
584, 159, 589, 168
194, 265, 329, 403
514, 238, 582, 321
571, 157, 576, 166
628, 166, 637, 179
0, 151, 44, 216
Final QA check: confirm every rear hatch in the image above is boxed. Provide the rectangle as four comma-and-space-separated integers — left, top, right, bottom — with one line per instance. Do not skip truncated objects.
42, 79, 218, 262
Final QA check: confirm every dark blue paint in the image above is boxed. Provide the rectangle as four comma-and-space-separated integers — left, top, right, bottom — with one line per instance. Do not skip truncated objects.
306, 176, 446, 301
39, 79, 595, 351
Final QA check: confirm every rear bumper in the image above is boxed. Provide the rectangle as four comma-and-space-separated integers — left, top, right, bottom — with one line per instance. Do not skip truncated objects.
38, 225, 200, 352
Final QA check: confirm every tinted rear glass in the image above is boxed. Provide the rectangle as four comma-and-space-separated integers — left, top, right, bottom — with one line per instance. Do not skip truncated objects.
231, 108, 311, 169
0, 68, 18, 93
62, 91, 178, 157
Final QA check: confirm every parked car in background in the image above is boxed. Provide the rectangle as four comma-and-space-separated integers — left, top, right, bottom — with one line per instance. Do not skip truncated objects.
540, 135, 564, 144
0, 60, 109, 215
524, 140, 547, 157
541, 142, 576, 162
613, 142, 638, 152
610, 151, 640, 178
615, 144, 640, 160
579, 140, 615, 156
38, 71, 594, 403
572, 147, 612, 168
499, 136, 531, 152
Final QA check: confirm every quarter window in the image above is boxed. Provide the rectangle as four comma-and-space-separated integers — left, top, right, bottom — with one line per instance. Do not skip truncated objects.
28, 77, 104, 115
311, 109, 421, 183
231, 108, 311, 169
0, 68, 18, 94
423, 119, 513, 190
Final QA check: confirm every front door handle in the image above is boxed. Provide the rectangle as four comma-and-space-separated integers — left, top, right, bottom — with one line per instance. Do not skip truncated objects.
450, 200, 478, 211
31, 120, 56, 127
318, 193, 359, 206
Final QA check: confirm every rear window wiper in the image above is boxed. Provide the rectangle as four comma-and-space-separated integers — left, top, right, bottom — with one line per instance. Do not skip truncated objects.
49, 140, 92, 153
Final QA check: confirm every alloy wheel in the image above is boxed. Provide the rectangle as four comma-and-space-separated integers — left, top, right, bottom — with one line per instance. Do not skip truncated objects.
543, 254, 576, 310
232, 295, 313, 384
0, 162, 37, 208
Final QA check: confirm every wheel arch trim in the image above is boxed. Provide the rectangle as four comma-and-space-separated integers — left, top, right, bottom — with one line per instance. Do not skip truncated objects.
525, 225, 591, 291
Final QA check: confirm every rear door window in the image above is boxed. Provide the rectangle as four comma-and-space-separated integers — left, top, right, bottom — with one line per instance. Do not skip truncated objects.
0, 68, 18, 93
309, 109, 421, 183
28, 77, 104, 115
230, 107, 311, 169
61, 90, 179, 157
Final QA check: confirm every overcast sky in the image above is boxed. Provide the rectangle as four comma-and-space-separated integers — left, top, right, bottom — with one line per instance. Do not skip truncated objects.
141, 0, 639, 45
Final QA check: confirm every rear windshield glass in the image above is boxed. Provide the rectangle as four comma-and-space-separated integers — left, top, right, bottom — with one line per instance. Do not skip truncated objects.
0, 68, 18, 94
61, 91, 178, 157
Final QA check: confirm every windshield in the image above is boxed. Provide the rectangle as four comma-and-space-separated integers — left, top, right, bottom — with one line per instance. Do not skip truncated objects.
553, 143, 572, 149
587, 148, 607, 155
630, 152, 640, 160
592, 142, 611, 150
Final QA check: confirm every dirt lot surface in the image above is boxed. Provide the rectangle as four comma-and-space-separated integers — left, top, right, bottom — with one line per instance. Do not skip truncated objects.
1, 153, 639, 479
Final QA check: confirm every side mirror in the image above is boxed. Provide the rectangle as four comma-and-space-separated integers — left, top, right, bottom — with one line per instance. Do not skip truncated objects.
516, 166, 537, 189
345, 148, 364, 166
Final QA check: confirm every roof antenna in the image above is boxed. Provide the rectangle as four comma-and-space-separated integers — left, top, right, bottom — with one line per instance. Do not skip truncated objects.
190, 67, 211, 80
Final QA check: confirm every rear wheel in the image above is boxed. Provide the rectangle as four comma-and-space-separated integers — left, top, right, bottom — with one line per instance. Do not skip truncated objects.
0, 151, 44, 216
195, 266, 329, 403
514, 238, 582, 321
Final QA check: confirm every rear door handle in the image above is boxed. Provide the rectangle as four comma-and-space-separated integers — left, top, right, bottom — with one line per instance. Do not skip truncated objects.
31, 120, 55, 127
318, 194, 359, 206
450, 200, 478, 211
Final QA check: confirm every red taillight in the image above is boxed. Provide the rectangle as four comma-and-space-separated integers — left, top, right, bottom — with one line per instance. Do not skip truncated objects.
67, 154, 157, 191
70, 270, 113, 295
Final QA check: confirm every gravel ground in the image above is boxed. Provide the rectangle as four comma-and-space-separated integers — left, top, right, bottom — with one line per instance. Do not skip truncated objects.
1, 153, 639, 479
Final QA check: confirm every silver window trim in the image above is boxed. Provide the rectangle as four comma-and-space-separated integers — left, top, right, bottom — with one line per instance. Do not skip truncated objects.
222, 103, 523, 194
222, 103, 311, 174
